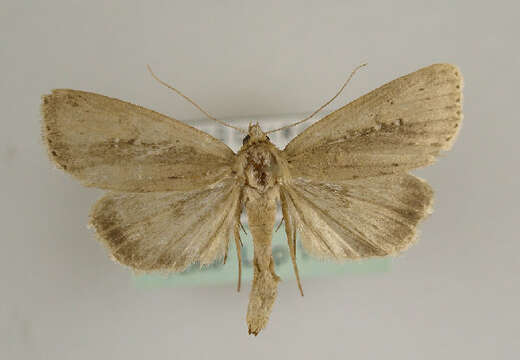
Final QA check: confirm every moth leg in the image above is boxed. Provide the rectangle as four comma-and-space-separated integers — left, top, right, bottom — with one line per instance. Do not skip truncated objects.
274, 218, 284, 233
223, 239, 229, 264
233, 198, 244, 292
287, 228, 304, 297
234, 225, 242, 292
239, 221, 247, 236
280, 191, 304, 297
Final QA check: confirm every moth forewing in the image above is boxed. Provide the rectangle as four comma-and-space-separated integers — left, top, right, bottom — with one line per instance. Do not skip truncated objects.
41, 89, 235, 192
283, 63, 463, 182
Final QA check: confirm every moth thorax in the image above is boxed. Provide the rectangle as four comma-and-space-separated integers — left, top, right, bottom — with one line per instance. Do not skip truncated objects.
245, 146, 276, 191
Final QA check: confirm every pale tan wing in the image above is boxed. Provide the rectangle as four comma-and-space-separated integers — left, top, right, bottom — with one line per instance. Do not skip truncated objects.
42, 89, 235, 192
89, 178, 240, 271
284, 64, 463, 181
280, 174, 433, 259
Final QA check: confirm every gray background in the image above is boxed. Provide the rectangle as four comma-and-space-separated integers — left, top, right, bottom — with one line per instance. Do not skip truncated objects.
2, 1, 518, 359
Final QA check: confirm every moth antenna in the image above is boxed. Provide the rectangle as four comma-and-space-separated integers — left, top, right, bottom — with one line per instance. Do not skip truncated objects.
266, 63, 367, 134
146, 65, 247, 133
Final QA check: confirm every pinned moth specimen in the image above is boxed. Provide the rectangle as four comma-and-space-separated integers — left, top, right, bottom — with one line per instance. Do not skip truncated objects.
41, 63, 463, 335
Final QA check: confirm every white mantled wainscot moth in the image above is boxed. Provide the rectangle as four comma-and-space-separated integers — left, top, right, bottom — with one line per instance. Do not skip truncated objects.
42, 63, 463, 335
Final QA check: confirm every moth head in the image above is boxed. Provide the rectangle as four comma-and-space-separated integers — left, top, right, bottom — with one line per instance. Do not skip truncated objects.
243, 123, 270, 146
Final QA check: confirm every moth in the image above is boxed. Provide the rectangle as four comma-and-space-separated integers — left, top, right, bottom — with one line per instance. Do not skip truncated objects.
41, 63, 463, 335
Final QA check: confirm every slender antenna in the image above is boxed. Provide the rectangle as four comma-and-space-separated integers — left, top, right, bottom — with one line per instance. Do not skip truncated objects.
147, 65, 247, 133
266, 63, 367, 134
